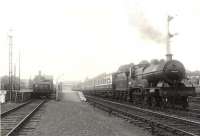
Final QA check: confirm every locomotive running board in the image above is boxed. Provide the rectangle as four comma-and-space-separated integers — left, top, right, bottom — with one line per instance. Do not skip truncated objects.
159, 87, 196, 97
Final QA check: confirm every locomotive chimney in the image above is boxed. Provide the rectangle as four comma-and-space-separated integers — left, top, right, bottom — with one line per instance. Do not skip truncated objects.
166, 54, 172, 61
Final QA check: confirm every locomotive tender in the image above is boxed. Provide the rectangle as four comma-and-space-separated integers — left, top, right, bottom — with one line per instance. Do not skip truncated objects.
73, 59, 196, 109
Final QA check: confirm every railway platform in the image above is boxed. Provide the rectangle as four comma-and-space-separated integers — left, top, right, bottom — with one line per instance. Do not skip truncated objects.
29, 91, 151, 136
0, 89, 32, 104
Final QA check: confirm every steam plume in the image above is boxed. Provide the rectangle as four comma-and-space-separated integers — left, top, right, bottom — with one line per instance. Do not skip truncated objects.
129, 11, 166, 44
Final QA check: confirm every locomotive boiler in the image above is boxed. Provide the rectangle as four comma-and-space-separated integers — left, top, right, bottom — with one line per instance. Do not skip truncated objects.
136, 60, 185, 84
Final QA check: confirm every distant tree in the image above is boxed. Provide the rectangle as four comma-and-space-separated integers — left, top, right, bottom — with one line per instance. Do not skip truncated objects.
150, 59, 159, 65
138, 60, 150, 67
1, 75, 20, 90
1, 76, 9, 90
139, 60, 149, 65
187, 70, 200, 76
193, 71, 200, 76
159, 59, 165, 64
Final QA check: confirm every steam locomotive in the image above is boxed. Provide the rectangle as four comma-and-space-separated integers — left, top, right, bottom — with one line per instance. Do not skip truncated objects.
32, 72, 54, 98
73, 59, 196, 109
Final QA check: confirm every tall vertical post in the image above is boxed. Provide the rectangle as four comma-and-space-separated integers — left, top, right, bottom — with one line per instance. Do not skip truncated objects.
166, 15, 173, 61
56, 81, 58, 101
8, 29, 13, 102
19, 51, 21, 91
56, 74, 63, 101
14, 64, 16, 90
14, 64, 17, 102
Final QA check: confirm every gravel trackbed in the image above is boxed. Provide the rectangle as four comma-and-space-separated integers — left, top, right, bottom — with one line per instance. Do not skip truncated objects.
30, 92, 151, 136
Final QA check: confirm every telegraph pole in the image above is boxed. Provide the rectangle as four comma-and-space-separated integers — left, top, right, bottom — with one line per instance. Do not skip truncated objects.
8, 29, 13, 101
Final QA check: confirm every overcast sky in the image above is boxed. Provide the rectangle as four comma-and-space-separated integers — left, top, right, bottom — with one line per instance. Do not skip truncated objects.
0, 0, 200, 81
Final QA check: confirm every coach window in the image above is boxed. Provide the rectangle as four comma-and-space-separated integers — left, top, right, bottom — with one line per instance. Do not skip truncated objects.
108, 78, 110, 84
107, 79, 110, 83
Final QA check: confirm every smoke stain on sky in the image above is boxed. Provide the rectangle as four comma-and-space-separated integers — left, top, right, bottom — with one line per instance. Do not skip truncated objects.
131, 13, 166, 44
127, 0, 167, 45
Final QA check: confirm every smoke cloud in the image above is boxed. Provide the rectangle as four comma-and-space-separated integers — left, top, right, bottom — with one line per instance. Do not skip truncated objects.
129, 11, 166, 44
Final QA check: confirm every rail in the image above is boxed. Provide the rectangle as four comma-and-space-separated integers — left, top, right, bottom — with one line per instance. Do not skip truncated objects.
85, 95, 200, 136
6, 100, 45, 136
1, 100, 32, 117
1, 99, 46, 136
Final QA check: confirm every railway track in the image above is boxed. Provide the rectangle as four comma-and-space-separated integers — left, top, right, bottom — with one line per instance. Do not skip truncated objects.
1, 99, 46, 136
87, 96, 200, 123
115, 98, 200, 122
1, 101, 32, 117
85, 95, 200, 136
132, 101, 200, 122
189, 97, 200, 104
162, 107, 200, 123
